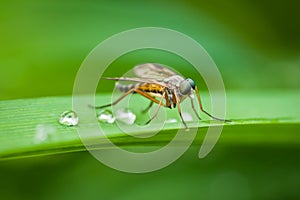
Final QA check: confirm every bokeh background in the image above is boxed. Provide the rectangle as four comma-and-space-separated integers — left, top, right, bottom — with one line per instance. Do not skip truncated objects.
0, 0, 299, 199
1, 0, 300, 100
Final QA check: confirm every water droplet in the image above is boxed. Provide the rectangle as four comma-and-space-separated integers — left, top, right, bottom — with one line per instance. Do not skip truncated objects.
166, 118, 178, 123
97, 110, 116, 124
182, 112, 193, 122
58, 110, 79, 126
115, 108, 136, 125
34, 124, 56, 143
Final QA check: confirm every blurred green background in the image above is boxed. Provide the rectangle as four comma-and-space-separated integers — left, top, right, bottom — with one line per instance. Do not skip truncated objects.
1, 0, 299, 99
1, 0, 300, 199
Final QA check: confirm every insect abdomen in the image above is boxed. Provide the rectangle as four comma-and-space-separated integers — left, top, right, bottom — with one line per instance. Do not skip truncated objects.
139, 84, 164, 95
116, 82, 138, 92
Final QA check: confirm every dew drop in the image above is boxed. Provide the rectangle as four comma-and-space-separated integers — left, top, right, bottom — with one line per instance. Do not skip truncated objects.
97, 110, 116, 124
166, 118, 178, 123
115, 108, 136, 125
58, 110, 79, 126
34, 124, 56, 143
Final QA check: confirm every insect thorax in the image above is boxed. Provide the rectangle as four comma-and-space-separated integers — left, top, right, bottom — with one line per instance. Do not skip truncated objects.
163, 75, 184, 89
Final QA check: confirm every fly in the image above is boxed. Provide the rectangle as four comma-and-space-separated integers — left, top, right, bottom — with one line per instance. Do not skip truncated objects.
92, 63, 230, 130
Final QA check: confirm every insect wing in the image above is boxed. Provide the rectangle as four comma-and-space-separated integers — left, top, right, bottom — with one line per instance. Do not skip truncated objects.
104, 77, 168, 87
105, 77, 158, 84
134, 63, 177, 80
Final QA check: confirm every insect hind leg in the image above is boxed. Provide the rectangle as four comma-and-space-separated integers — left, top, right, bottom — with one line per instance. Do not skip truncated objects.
90, 88, 136, 109
141, 101, 154, 113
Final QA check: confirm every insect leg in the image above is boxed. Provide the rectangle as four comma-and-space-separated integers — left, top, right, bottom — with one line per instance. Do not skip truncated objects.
144, 92, 165, 125
91, 88, 136, 109
91, 87, 167, 109
174, 91, 189, 131
134, 89, 167, 107
189, 96, 201, 120
195, 86, 231, 122
141, 101, 154, 113
177, 101, 189, 131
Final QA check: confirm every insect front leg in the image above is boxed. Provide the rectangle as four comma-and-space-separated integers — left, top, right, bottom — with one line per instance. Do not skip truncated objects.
189, 95, 202, 120
177, 102, 189, 131
174, 91, 189, 131
194, 86, 231, 122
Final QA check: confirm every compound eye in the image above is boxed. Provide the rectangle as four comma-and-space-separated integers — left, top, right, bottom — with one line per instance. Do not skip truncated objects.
187, 78, 195, 90
179, 79, 192, 95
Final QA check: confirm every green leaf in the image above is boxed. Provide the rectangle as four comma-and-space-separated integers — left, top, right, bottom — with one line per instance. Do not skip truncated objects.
0, 90, 299, 160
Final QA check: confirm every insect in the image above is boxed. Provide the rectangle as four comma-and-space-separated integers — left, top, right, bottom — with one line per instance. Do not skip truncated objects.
93, 63, 229, 130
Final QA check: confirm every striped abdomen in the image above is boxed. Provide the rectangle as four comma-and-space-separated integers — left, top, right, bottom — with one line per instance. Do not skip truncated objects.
116, 82, 164, 96
115, 82, 139, 92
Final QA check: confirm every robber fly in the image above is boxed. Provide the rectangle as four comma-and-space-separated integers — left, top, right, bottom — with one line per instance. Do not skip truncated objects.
93, 63, 229, 130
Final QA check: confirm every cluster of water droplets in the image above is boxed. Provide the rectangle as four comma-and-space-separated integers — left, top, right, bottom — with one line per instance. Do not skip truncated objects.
56, 106, 190, 129
57, 108, 138, 127
97, 108, 136, 125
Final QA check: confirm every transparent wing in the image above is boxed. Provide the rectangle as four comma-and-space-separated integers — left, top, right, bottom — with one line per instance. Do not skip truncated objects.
104, 77, 168, 87
133, 63, 177, 80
